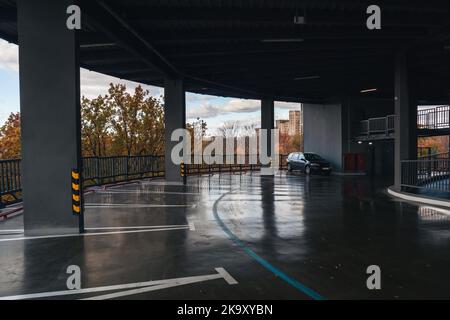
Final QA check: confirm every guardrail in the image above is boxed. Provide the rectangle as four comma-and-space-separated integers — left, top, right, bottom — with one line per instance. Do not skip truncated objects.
0, 159, 22, 208
358, 106, 450, 137
417, 151, 449, 160
82, 155, 165, 186
359, 115, 395, 136
417, 106, 450, 130
401, 158, 450, 194
185, 154, 288, 174
0, 154, 289, 207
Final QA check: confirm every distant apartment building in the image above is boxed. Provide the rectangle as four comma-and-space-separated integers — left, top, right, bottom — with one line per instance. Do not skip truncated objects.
275, 119, 290, 135
276, 107, 303, 136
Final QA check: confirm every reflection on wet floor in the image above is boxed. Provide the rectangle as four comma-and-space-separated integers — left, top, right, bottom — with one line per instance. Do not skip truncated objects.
418, 206, 450, 221
0, 172, 450, 299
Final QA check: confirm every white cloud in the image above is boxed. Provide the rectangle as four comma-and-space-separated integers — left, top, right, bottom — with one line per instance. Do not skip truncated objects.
0, 39, 19, 72
80, 69, 163, 99
187, 98, 260, 119
275, 101, 301, 110
0, 40, 164, 99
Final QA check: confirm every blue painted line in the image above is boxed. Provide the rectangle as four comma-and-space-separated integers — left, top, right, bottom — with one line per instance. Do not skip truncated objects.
213, 192, 326, 301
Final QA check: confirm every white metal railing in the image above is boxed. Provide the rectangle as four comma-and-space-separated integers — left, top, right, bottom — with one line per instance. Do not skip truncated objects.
359, 115, 395, 136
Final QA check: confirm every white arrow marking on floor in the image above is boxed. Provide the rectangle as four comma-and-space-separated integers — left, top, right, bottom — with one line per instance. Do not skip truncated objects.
0, 268, 237, 300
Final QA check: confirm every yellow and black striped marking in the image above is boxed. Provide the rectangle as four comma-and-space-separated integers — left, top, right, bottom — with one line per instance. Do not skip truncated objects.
71, 169, 81, 215
180, 161, 185, 177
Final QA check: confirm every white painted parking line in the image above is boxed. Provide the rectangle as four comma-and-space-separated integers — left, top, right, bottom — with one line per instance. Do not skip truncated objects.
0, 226, 189, 243
85, 224, 190, 231
0, 229, 24, 234
96, 190, 201, 195
140, 181, 233, 189
140, 181, 186, 186
85, 203, 197, 209
106, 182, 140, 189
188, 221, 196, 231
0, 268, 237, 300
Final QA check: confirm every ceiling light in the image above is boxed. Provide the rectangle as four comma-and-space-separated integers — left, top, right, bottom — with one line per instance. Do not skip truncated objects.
294, 16, 306, 25
360, 88, 378, 93
80, 43, 116, 48
261, 38, 304, 43
294, 75, 320, 81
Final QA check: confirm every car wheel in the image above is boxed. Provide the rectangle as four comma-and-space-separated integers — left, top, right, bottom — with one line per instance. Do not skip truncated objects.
287, 163, 292, 172
305, 166, 311, 175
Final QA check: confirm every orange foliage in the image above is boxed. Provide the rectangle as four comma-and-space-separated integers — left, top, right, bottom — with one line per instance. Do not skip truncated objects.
0, 112, 21, 159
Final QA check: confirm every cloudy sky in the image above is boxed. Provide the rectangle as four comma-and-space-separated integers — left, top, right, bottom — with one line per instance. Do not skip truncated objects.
0, 39, 300, 135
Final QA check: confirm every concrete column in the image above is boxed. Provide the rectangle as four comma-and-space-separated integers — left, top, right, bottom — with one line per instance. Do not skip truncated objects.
261, 99, 275, 157
164, 77, 186, 182
394, 52, 417, 189
303, 103, 343, 172
18, 0, 82, 235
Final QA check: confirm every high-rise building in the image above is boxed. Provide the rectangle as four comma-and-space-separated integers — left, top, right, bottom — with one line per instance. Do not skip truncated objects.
275, 107, 303, 136
276, 119, 290, 135
288, 110, 301, 136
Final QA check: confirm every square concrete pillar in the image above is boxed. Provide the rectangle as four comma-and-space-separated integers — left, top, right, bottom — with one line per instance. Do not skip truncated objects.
394, 52, 417, 189
261, 99, 275, 156
164, 78, 186, 182
18, 0, 82, 235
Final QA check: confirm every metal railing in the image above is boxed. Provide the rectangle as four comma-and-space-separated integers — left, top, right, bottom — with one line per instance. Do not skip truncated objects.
186, 154, 288, 174
0, 154, 289, 207
83, 155, 165, 186
417, 106, 450, 130
0, 159, 22, 207
401, 158, 450, 194
417, 151, 449, 160
357, 106, 450, 137
359, 115, 395, 136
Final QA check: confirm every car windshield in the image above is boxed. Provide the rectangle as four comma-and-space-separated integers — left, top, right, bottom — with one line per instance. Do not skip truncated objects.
304, 153, 323, 161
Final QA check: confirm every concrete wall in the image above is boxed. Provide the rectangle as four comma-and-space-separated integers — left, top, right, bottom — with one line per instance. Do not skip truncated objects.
303, 102, 343, 171
304, 97, 396, 176
339, 97, 395, 177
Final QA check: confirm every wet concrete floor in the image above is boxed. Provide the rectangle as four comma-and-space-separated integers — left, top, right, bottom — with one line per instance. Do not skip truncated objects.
0, 172, 450, 299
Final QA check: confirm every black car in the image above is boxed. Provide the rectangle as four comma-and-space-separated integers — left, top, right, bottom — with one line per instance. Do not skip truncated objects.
287, 152, 332, 175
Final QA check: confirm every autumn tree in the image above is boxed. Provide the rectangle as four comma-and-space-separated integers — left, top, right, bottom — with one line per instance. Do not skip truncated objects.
102, 84, 163, 156
0, 112, 21, 159
81, 95, 112, 157
136, 93, 165, 155
0, 83, 166, 160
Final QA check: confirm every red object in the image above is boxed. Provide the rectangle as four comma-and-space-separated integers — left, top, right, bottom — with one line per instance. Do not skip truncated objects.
343, 153, 365, 172
356, 154, 366, 172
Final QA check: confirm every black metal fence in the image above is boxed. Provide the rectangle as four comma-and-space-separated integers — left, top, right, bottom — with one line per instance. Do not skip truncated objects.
0, 154, 289, 207
417, 106, 450, 130
82, 155, 165, 186
186, 154, 288, 175
401, 158, 450, 193
0, 159, 22, 207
